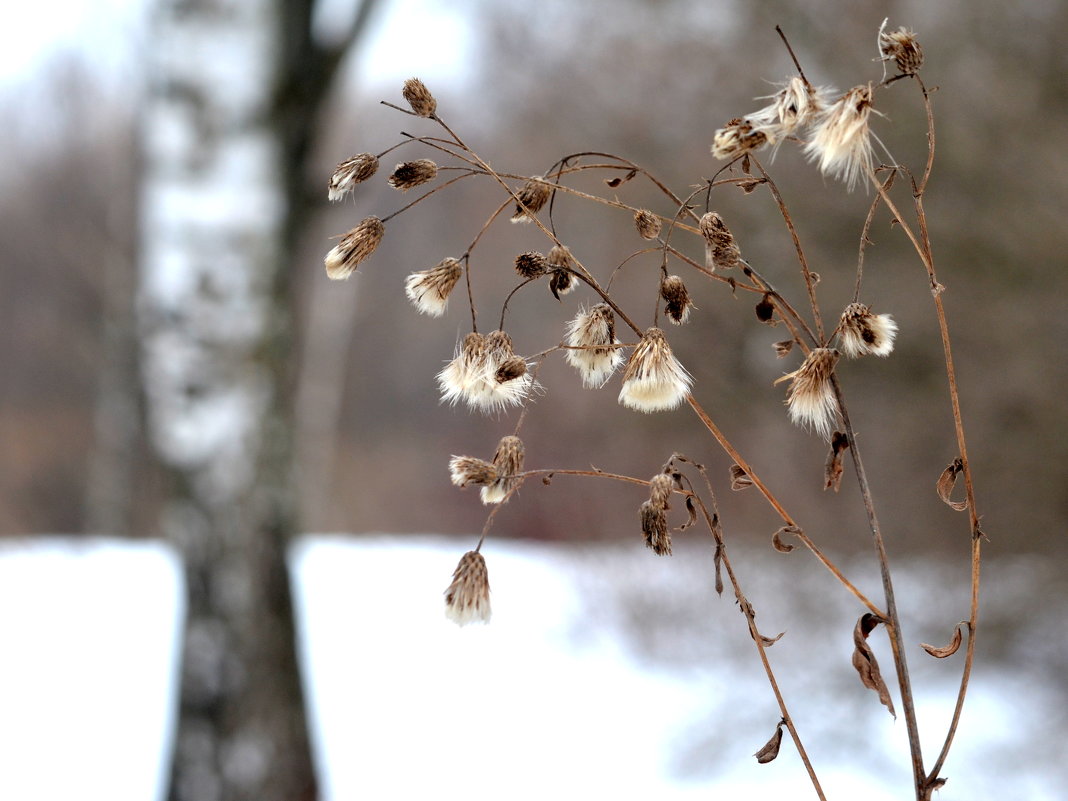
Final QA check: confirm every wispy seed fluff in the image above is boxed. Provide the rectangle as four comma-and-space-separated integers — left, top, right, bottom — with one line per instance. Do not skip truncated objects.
436, 330, 536, 412
634, 209, 662, 240
699, 212, 740, 271
387, 159, 438, 191
328, 153, 378, 201
481, 435, 525, 504
448, 455, 497, 489
838, 303, 898, 358
776, 347, 841, 440
804, 85, 875, 191
402, 77, 437, 118
749, 76, 830, 140
510, 176, 551, 223
619, 327, 692, 413
405, 257, 463, 317
324, 216, 384, 280
660, 275, 694, 325
878, 20, 924, 76
565, 303, 623, 388
444, 550, 491, 626
712, 118, 769, 160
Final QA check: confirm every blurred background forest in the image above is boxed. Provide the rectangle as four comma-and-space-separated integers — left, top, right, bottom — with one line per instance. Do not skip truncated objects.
3, 0, 1064, 553
2, 0, 1067, 798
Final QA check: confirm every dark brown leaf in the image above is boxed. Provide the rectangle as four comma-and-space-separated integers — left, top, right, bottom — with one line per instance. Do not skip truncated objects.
729, 463, 752, 491
772, 525, 799, 553
754, 720, 785, 764
758, 630, 786, 647
755, 293, 775, 323
921, 623, 965, 659
936, 458, 968, 511
851, 613, 897, 718
773, 339, 794, 358
680, 496, 698, 530
824, 431, 849, 492
604, 169, 638, 188
542, 472, 554, 485
713, 542, 724, 596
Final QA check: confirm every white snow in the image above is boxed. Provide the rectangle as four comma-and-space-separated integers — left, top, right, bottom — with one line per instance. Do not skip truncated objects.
0, 536, 1062, 801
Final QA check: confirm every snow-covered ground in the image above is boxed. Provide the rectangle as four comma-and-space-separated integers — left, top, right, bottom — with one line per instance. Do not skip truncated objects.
0, 536, 1063, 801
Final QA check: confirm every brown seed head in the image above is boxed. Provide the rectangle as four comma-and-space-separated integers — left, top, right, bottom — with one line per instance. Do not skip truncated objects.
494, 355, 528, 383
510, 176, 552, 223
387, 159, 439, 191
648, 473, 674, 510
448, 455, 498, 488
565, 303, 623, 388
514, 251, 549, 279
879, 24, 924, 75
640, 500, 671, 556
711, 118, 769, 160
324, 216, 384, 280
482, 435, 525, 504
328, 153, 378, 201
437, 331, 488, 407
546, 244, 576, 270
549, 269, 575, 298
660, 275, 694, 325
777, 347, 841, 440
699, 212, 740, 271
402, 77, 437, 117
634, 209, 662, 240
838, 302, 898, 358
444, 550, 491, 626
619, 327, 693, 413
405, 257, 463, 317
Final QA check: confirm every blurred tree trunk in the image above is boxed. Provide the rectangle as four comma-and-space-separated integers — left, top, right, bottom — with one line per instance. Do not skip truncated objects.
139, 1, 379, 799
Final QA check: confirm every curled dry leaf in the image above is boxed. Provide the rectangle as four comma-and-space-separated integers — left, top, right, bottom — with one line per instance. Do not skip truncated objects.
681, 496, 698, 530
852, 613, 897, 718
757, 630, 786, 647
605, 169, 638, 188
542, 472, 554, 486
936, 458, 968, 511
824, 431, 849, 492
729, 463, 753, 491
755, 293, 776, 323
773, 339, 794, 358
772, 525, 799, 553
713, 541, 724, 596
921, 623, 965, 659
754, 720, 785, 764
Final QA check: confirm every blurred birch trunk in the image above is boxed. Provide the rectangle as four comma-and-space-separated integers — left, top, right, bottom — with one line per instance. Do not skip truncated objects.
139, 1, 379, 799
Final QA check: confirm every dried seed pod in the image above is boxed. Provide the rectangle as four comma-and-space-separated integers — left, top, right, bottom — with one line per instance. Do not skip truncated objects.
639, 500, 671, 556
448, 456, 498, 488
324, 216, 385, 280
878, 21, 924, 75
699, 212, 740, 271
729, 464, 753, 491
328, 153, 378, 201
660, 275, 694, 325
565, 303, 623, 388
481, 435, 525, 504
405, 257, 463, 317
514, 251, 549, 279
838, 302, 898, 357
387, 158, 438, 191
634, 209, 662, 240
444, 550, 491, 626
618, 328, 693, 413
711, 118, 769, 160
776, 348, 841, 440
754, 721, 786, 764
402, 77, 437, 117
510, 176, 551, 223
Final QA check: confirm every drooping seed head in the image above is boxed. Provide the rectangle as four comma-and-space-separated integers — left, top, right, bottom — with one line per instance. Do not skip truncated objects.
437, 332, 488, 406
699, 212, 740, 271
640, 500, 671, 556
328, 153, 378, 201
405, 257, 464, 317
648, 472, 674, 510
777, 347, 841, 440
878, 21, 924, 76
510, 176, 551, 223
387, 159, 438, 191
565, 303, 624, 389
803, 85, 875, 192
618, 327, 693, 413
448, 455, 498, 488
660, 275, 694, 325
324, 216, 384, 280
711, 118, 769, 160
481, 435, 525, 504
634, 209, 662, 240
444, 550, 491, 625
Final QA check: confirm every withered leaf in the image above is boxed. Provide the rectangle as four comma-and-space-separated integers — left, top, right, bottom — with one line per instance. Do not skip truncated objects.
741, 154, 752, 174
729, 463, 753, 491
542, 472, 554, 485
851, 613, 897, 718
936, 458, 968, 511
754, 720, 785, 764
604, 169, 638, 188
758, 630, 786, 647
824, 431, 849, 493
773, 339, 794, 358
680, 496, 698, 530
740, 179, 761, 194
921, 623, 965, 659
772, 525, 799, 553
713, 541, 724, 596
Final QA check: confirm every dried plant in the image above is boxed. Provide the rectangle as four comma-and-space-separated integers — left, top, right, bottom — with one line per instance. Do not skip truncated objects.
325, 22, 982, 801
